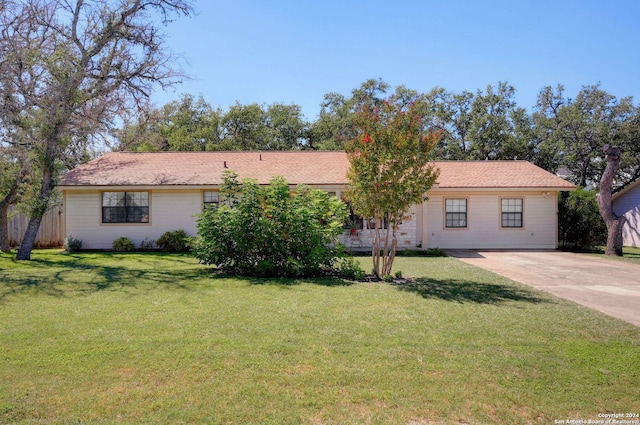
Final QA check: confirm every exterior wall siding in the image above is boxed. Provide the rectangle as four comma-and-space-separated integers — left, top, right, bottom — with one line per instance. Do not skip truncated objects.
65, 189, 202, 250
613, 184, 640, 247
64, 187, 561, 251
423, 191, 558, 249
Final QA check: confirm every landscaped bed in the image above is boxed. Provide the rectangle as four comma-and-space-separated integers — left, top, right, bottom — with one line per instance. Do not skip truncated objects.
1, 251, 638, 424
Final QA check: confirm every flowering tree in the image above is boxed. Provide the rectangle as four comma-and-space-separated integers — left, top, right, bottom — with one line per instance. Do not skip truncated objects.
345, 96, 440, 278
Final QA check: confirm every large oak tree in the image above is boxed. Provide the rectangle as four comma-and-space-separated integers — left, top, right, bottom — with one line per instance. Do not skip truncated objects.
0, 0, 193, 260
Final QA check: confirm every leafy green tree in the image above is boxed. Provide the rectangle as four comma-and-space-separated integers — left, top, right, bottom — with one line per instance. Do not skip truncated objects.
116, 98, 310, 151
114, 95, 223, 152
161, 95, 223, 151
310, 79, 390, 150
345, 95, 440, 278
219, 102, 309, 150
558, 188, 606, 249
112, 101, 168, 152
220, 103, 268, 150
533, 84, 639, 188
192, 173, 349, 277
431, 82, 537, 161
0, 0, 193, 260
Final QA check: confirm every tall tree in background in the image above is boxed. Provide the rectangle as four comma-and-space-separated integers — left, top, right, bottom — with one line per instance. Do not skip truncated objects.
310, 79, 390, 150
159, 94, 223, 151
431, 82, 537, 161
345, 94, 439, 278
0, 0, 193, 260
116, 97, 310, 151
533, 84, 639, 187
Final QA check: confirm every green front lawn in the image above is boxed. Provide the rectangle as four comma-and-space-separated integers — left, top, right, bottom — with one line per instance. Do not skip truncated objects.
1, 251, 638, 424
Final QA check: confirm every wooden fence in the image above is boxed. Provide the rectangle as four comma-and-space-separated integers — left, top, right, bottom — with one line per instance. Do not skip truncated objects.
7, 204, 64, 248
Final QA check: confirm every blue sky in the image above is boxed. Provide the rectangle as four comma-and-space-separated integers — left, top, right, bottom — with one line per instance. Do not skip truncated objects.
154, 0, 640, 120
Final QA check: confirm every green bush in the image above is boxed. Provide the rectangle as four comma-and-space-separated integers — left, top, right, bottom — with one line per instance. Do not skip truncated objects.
63, 235, 82, 253
558, 188, 607, 249
157, 230, 189, 252
192, 173, 349, 277
112, 237, 134, 252
336, 255, 366, 280
139, 238, 156, 250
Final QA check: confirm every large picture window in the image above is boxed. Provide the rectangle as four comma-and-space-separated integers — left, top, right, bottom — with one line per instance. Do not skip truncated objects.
445, 198, 467, 228
102, 192, 149, 223
501, 198, 523, 228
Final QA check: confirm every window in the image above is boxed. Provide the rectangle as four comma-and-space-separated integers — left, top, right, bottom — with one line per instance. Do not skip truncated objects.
445, 198, 467, 228
102, 192, 149, 223
203, 191, 219, 210
501, 198, 523, 228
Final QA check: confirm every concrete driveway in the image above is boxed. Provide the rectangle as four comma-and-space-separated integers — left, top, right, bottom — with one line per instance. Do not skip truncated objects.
447, 250, 640, 327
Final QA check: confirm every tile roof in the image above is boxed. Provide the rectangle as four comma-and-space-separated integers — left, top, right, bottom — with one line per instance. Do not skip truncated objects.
59, 151, 575, 190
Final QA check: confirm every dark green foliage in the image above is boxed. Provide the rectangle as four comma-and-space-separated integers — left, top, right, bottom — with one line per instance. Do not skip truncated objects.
192, 174, 349, 277
139, 238, 156, 251
335, 255, 366, 280
156, 230, 189, 252
63, 235, 82, 253
112, 237, 134, 252
396, 248, 448, 257
558, 188, 607, 249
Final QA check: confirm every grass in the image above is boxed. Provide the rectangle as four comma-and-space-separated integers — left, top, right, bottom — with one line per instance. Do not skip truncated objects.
1, 251, 639, 424
561, 245, 640, 265
600, 245, 640, 264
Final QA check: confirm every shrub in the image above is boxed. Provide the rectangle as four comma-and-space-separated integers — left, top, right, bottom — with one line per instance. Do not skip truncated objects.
157, 230, 189, 252
139, 238, 156, 250
63, 235, 82, 253
192, 173, 349, 277
396, 248, 447, 257
112, 237, 134, 252
336, 255, 366, 280
558, 188, 607, 249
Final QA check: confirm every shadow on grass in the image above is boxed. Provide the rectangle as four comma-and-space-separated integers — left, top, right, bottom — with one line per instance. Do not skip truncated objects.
239, 275, 354, 287
396, 277, 547, 305
0, 252, 354, 303
0, 253, 210, 303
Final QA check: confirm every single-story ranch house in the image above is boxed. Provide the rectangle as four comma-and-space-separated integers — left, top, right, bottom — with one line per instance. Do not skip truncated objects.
613, 178, 640, 247
59, 151, 575, 250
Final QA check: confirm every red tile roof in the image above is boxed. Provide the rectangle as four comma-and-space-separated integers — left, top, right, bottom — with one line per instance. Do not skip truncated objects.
59, 151, 575, 190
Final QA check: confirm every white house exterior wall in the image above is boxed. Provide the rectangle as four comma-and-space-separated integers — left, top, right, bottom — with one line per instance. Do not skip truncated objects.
64, 187, 561, 251
422, 191, 558, 249
64, 189, 202, 250
613, 184, 640, 247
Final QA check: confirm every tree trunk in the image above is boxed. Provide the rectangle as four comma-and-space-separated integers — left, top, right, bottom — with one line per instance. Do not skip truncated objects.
597, 144, 626, 256
603, 217, 625, 256
0, 202, 11, 253
16, 215, 43, 260
16, 162, 55, 260
0, 173, 23, 252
